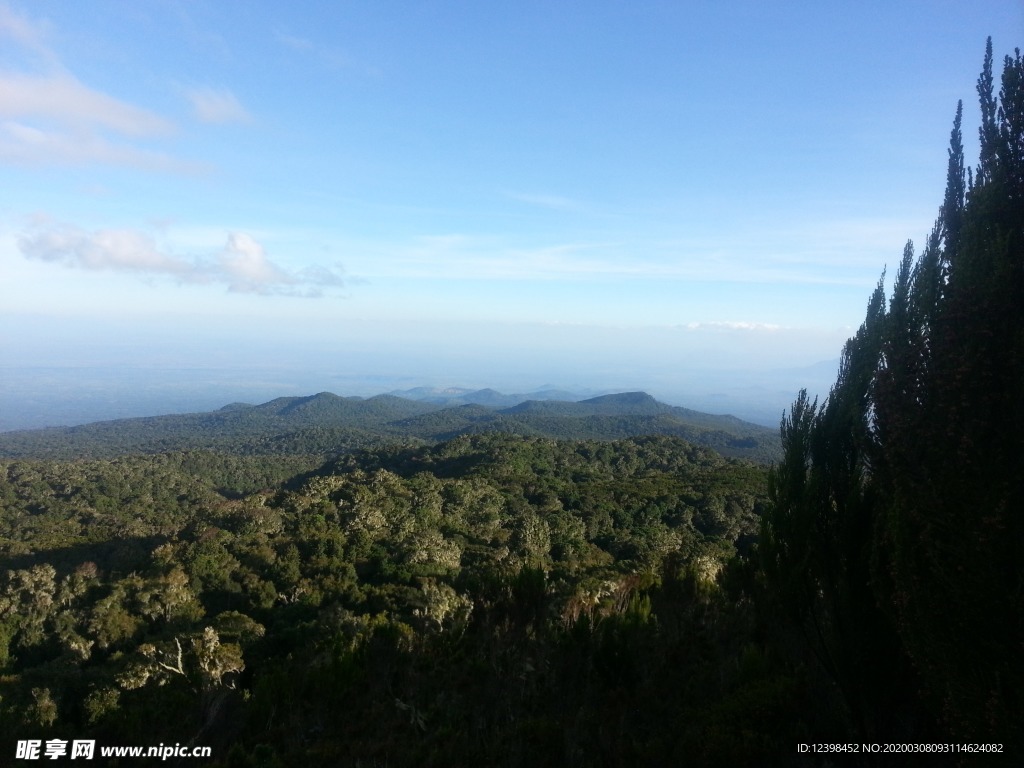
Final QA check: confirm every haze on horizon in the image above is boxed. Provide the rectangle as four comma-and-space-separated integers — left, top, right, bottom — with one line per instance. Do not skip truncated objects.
1, 1, 1019, 432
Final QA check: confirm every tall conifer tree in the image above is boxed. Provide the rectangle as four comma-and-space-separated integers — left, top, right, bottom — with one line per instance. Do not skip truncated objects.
763, 39, 1024, 745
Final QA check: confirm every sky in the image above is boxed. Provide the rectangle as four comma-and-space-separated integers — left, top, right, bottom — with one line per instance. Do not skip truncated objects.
1, 1, 1022, 429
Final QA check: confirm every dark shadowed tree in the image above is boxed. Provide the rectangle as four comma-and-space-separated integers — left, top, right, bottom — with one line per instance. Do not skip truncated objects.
764, 39, 1024, 746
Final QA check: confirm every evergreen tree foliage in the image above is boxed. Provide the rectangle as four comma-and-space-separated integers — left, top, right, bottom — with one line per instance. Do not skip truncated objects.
763, 39, 1024, 747
877, 41, 1024, 744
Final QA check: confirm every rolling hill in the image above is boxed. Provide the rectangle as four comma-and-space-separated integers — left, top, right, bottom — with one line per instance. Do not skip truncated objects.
0, 390, 780, 463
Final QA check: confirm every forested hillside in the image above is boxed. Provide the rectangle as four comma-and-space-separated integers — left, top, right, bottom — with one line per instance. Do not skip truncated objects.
1, 435, 795, 766
0, 391, 780, 464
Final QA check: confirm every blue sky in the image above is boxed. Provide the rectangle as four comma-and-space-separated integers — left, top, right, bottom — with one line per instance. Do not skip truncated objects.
1, 1, 1021, 426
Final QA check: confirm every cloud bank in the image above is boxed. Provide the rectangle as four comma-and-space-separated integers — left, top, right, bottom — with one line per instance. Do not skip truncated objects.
18, 223, 346, 297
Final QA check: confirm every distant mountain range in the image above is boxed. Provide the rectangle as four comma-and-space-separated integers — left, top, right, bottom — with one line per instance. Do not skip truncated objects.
388, 386, 587, 407
0, 390, 781, 463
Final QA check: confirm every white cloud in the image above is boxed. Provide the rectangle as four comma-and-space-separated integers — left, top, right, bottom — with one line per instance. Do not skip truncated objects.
0, 6, 192, 169
18, 222, 347, 297
185, 86, 252, 124
219, 233, 292, 292
0, 119, 197, 171
19, 225, 188, 274
0, 72, 173, 135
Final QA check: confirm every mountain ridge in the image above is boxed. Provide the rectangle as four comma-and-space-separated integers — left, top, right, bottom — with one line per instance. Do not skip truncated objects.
0, 389, 780, 463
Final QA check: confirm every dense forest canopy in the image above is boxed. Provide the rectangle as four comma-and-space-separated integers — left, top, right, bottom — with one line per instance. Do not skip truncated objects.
1, 41, 1021, 766
1, 436, 778, 765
